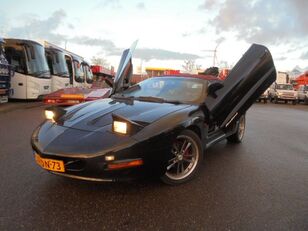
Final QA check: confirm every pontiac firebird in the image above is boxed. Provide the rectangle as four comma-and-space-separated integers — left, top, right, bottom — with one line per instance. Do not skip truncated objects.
31, 42, 276, 185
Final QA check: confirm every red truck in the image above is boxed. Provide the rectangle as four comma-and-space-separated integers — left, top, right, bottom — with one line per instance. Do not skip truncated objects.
43, 65, 114, 105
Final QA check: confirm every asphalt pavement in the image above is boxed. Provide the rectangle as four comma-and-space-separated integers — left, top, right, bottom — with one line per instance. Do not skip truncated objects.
0, 102, 307, 230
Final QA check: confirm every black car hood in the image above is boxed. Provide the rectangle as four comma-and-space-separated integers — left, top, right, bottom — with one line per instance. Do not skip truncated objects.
61, 98, 190, 132
34, 98, 191, 156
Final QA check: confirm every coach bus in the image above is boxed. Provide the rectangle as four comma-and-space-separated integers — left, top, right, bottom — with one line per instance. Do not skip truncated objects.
4, 38, 51, 99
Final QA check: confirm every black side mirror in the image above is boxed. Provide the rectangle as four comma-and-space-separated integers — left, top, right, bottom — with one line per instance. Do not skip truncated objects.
208, 82, 224, 98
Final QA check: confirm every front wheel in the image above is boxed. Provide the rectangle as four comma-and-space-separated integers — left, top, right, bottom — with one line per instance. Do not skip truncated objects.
227, 114, 246, 143
161, 130, 203, 185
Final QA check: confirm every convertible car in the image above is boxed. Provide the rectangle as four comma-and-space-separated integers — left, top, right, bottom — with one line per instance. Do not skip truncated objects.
31, 42, 276, 185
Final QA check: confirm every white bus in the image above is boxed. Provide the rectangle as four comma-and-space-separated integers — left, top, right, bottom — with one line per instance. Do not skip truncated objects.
45, 42, 95, 91
44, 42, 71, 92
4, 39, 51, 99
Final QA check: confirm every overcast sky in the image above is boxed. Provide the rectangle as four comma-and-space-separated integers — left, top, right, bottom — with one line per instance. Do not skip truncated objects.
1, 0, 307, 72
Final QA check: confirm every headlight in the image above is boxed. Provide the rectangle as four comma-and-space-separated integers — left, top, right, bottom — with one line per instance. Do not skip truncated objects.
44, 106, 66, 123
113, 121, 128, 134
45, 110, 55, 121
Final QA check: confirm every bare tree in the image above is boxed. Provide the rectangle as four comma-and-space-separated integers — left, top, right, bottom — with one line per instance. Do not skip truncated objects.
91, 56, 109, 68
182, 60, 201, 73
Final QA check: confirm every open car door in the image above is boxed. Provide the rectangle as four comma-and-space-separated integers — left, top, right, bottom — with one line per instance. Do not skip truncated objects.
110, 40, 138, 96
205, 44, 276, 128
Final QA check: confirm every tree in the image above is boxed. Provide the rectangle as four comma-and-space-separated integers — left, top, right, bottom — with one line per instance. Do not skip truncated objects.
91, 56, 109, 68
182, 60, 202, 73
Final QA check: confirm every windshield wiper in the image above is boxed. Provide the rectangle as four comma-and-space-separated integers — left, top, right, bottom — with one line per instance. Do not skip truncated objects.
56, 71, 69, 77
135, 96, 165, 103
112, 95, 135, 100
31, 70, 50, 77
163, 100, 182, 104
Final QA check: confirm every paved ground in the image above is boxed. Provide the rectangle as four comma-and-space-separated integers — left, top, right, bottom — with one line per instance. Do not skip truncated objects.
0, 102, 307, 230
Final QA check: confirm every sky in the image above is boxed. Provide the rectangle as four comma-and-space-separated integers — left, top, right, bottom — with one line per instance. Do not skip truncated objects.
1, 0, 307, 73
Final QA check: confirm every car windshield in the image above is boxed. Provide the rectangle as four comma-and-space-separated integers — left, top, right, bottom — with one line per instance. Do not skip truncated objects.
119, 77, 207, 104
277, 84, 293, 90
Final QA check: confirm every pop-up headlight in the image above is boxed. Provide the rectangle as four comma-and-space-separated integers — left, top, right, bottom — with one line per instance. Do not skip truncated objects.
113, 121, 128, 134
44, 106, 66, 124
112, 113, 147, 136
45, 110, 55, 121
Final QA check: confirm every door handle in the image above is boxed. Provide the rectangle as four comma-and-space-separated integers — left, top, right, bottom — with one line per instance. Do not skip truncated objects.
18, 83, 23, 86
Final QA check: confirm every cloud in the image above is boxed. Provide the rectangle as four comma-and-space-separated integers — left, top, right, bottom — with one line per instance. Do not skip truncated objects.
198, 0, 218, 9
276, 56, 287, 61
96, 0, 122, 9
69, 36, 117, 51
7, 9, 68, 44
300, 51, 308, 59
131, 48, 200, 61
199, 0, 308, 45
136, 2, 145, 9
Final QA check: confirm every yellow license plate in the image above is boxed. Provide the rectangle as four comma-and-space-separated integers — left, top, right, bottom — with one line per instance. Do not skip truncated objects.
35, 154, 65, 172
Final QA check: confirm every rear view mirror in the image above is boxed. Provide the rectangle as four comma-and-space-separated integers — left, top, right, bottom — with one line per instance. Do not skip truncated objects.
208, 82, 224, 98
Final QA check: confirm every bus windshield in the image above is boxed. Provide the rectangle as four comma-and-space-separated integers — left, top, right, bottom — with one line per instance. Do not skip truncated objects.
74, 60, 85, 83
276, 84, 293, 90
4, 40, 50, 78
47, 50, 69, 78
84, 64, 93, 84
25, 43, 50, 78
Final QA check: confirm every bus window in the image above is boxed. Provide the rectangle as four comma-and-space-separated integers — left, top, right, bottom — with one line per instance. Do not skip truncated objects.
74, 60, 85, 83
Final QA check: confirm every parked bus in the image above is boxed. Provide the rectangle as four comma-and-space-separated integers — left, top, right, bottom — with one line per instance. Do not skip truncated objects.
4, 39, 51, 99
44, 41, 71, 92
0, 37, 13, 103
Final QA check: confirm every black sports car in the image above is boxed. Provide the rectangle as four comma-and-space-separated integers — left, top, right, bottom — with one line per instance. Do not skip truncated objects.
31, 42, 276, 185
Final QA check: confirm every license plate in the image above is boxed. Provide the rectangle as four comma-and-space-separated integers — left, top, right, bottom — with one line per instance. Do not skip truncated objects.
35, 154, 65, 172
0, 95, 8, 103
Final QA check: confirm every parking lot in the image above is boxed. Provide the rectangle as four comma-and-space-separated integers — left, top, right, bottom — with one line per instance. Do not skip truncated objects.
0, 102, 307, 230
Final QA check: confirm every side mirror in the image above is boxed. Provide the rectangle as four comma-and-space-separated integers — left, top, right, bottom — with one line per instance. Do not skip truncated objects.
208, 82, 224, 98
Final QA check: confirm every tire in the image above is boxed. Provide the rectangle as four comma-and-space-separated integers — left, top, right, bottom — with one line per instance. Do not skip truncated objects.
274, 97, 278, 104
161, 130, 203, 185
292, 100, 297, 105
285, 100, 288, 104
227, 114, 246, 143
304, 96, 308, 105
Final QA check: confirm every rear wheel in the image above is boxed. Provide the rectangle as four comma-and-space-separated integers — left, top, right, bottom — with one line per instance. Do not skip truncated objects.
161, 130, 203, 185
292, 100, 297, 105
227, 115, 246, 143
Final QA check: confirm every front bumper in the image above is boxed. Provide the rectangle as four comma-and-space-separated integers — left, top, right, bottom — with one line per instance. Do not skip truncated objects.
32, 134, 173, 182
277, 95, 296, 100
